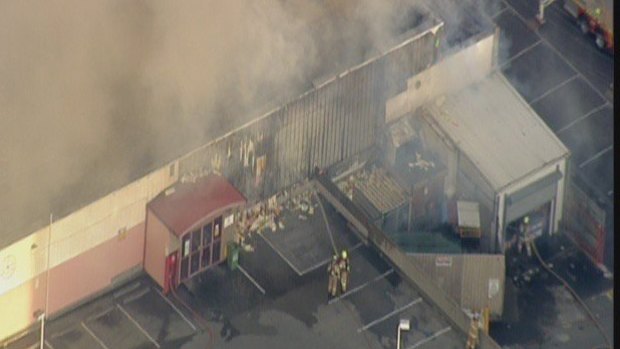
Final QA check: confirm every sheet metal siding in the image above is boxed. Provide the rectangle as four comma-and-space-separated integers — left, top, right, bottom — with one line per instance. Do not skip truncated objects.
410, 254, 463, 304
461, 254, 505, 315
409, 253, 505, 316
178, 32, 437, 202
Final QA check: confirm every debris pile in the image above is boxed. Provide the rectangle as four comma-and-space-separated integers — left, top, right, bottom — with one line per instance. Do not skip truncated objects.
233, 183, 320, 252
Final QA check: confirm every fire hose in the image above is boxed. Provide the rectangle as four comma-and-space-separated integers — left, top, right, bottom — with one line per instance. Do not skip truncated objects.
530, 240, 611, 348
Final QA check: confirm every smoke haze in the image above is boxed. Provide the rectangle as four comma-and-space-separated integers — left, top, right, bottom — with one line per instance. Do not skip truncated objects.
0, 0, 495, 244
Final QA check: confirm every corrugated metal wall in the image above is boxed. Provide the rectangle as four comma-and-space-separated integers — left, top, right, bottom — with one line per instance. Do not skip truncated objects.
178, 28, 439, 202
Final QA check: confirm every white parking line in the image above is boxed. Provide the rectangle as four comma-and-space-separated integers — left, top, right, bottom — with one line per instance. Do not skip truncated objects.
579, 145, 613, 169
154, 288, 197, 331
299, 241, 364, 275
406, 326, 452, 349
492, 6, 509, 19
113, 281, 142, 299
84, 306, 115, 323
257, 232, 303, 275
25, 342, 54, 349
81, 322, 110, 349
122, 287, 150, 304
500, 3, 611, 103
530, 74, 579, 104
238, 265, 266, 295
498, 40, 542, 69
357, 298, 422, 332
556, 102, 609, 134
329, 269, 394, 305
116, 304, 160, 348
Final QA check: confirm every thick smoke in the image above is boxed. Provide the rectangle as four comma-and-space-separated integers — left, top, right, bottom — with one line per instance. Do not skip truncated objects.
0, 0, 498, 241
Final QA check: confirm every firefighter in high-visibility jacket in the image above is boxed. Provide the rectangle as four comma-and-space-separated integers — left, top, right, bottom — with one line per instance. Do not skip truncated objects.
338, 250, 351, 293
327, 254, 340, 297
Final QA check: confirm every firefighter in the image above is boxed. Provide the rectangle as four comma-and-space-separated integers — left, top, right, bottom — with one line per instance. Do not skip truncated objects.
338, 249, 351, 293
522, 216, 533, 257
465, 312, 480, 349
517, 216, 529, 255
327, 254, 340, 298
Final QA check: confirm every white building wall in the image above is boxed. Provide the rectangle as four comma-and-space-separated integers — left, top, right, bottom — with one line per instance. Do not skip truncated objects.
0, 161, 178, 297
385, 31, 497, 123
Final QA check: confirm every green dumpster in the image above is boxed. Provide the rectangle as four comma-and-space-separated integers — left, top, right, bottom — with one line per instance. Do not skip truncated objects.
227, 241, 240, 271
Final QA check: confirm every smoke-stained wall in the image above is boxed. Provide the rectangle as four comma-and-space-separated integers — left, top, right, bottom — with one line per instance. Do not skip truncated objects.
178, 28, 441, 202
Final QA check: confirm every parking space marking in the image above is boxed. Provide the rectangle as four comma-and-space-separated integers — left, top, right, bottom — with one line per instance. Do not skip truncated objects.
116, 304, 160, 348
498, 40, 542, 69
24, 343, 52, 349
154, 288, 197, 331
491, 6, 509, 19
530, 74, 579, 104
299, 241, 364, 275
357, 297, 422, 332
328, 269, 394, 305
122, 287, 150, 304
113, 281, 142, 299
238, 265, 266, 295
406, 326, 451, 349
578, 145, 612, 169
556, 102, 609, 134
81, 322, 110, 349
84, 306, 115, 323
257, 231, 303, 275
500, 3, 610, 104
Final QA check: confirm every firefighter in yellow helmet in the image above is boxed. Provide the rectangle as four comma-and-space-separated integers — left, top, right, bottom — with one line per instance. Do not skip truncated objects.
327, 254, 340, 298
338, 249, 351, 293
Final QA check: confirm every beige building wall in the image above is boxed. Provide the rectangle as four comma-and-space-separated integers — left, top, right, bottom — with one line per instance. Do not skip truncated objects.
0, 222, 144, 342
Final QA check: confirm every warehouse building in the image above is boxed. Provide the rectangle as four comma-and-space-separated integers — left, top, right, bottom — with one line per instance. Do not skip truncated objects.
387, 64, 571, 253
0, 6, 558, 345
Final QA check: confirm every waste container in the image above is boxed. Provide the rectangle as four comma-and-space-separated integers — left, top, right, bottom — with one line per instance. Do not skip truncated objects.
227, 241, 240, 271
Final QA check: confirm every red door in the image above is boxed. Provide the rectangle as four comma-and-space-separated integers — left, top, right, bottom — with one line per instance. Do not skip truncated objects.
164, 252, 178, 295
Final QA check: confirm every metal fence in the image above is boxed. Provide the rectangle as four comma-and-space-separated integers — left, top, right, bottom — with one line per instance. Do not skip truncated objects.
177, 26, 441, 203
562, 179, 606, 266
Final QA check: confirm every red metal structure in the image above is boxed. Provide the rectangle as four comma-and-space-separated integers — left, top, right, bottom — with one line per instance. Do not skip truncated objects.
145, 174, 246, 293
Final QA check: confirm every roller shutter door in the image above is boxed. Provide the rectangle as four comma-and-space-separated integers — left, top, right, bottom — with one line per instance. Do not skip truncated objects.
505, 170, 562, 223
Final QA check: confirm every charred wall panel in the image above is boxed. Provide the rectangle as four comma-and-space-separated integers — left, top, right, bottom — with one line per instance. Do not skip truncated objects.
178, 30, 438, 202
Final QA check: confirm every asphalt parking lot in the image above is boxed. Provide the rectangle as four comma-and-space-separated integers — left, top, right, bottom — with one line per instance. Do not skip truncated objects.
6, 193, 466, 349
5, 277, 199, 349
176, 193, 466, 349
487, 0, 614, 270
490, 234, 613, 349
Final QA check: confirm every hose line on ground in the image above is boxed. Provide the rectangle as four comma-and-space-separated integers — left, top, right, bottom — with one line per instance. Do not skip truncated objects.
530, 241, 611, 348
313, 189, 338, 255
